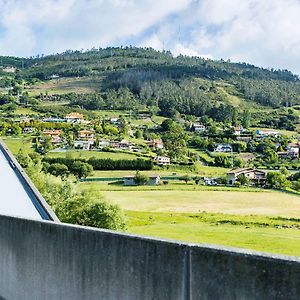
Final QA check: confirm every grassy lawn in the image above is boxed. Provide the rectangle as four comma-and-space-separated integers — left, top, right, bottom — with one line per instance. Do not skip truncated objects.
46, 150, 142, 160
98, 189, 300, 217
126, 211, 300, 256
2, 136, 35, 155
90, 165, 227, 178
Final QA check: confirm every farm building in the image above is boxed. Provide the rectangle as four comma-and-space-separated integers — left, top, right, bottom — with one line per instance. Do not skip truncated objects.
227, 168, 266, 185
123, 175, 161, 186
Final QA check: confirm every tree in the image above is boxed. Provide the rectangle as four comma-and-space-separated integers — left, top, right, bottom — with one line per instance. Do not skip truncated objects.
55, 193, 126, 230
134, 129, 143, 139
266, 172, 289, 189
16, 150, 31, 168
214, 154, 231, 168
237, 174, 249, 186
71, 161, 93, 178
134, 171, 149, 185
233, 157, 244, 168
48, 163, 69, 177
242, 110, 250, 128
179, 174, 192, 184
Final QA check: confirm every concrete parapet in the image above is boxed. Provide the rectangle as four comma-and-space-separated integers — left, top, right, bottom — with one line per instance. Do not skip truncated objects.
0, 214, 299, 299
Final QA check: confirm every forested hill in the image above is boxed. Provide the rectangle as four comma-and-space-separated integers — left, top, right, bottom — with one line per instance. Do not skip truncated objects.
1, 47, 300, 117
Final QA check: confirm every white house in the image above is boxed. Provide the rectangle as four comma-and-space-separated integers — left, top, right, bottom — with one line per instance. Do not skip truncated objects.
233, 126, 244, 136
287, 143, 299, 158
227, 168, 266, 185
155, 156, 170, 166
214, 144, 232, 153
65, 112, 84, 123
191, 123, 206, 132
256, 130, 279, 137
98, 140, 111, 149
74, 140, 94, 150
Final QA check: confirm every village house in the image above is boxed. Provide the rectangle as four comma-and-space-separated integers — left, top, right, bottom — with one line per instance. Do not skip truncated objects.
191, 123, 206, 133
123, 175, 161, 186
50, 136, 63, 146
65, 112, 84, 123
110, 140, 132, 150
98, 140, 111, 149
214, 144, 233, 153
256, 129, 279, 138
227, 168, 266, 185
146, 140, 164, 151
155, 156, 170, 166
78, 129, 95, 139
43, 117, 65, 123
23, 127, 35, 134
287, 143, 300, 158
43, 129, 61, 137
74, 140, 94, 150
232, 126, 244, 136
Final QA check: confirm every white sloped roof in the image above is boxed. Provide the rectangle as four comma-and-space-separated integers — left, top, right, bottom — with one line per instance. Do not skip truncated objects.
0, 141, 58, 221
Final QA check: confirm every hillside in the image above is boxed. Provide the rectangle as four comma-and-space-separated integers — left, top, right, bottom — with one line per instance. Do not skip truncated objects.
0, 47, 300, 131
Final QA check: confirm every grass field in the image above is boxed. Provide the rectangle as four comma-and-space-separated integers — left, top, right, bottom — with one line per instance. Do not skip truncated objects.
126, 211, 300, 256
99, 189, 300, 217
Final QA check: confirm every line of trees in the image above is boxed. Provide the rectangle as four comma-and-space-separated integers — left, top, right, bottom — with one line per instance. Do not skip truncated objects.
43, 157, 153, 171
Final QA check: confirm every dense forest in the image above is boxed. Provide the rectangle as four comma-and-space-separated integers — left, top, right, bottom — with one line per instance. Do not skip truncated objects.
1, 46, 300, 118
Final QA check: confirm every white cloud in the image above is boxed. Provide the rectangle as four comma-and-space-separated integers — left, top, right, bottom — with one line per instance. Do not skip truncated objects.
0, 0, 191, 56
1, 0, 300, 74
172, 43, 200, 57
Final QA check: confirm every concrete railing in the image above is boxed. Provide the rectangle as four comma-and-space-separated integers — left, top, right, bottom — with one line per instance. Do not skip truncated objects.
0, 214, 299, 300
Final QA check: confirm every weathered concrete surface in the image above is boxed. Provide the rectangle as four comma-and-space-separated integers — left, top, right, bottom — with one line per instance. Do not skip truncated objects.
0, 215, 187, 300
190, 245, 300, 300
0, 214, 299, 299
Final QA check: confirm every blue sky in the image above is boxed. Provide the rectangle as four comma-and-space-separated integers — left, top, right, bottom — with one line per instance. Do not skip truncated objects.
1, 0, 300, 73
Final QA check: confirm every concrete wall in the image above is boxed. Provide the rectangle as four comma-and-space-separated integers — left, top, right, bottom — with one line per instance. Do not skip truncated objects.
0, 214, 299, 300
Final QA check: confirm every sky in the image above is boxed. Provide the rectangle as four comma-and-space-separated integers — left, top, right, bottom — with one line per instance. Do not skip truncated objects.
0, 0, 300, 73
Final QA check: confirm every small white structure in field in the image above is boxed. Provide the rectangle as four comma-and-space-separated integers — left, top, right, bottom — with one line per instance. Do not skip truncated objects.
123, 175, 160, 186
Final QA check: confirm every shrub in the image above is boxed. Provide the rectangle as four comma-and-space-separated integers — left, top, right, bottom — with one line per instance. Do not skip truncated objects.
134, 171, 149, 185
54, 192, 126, 230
